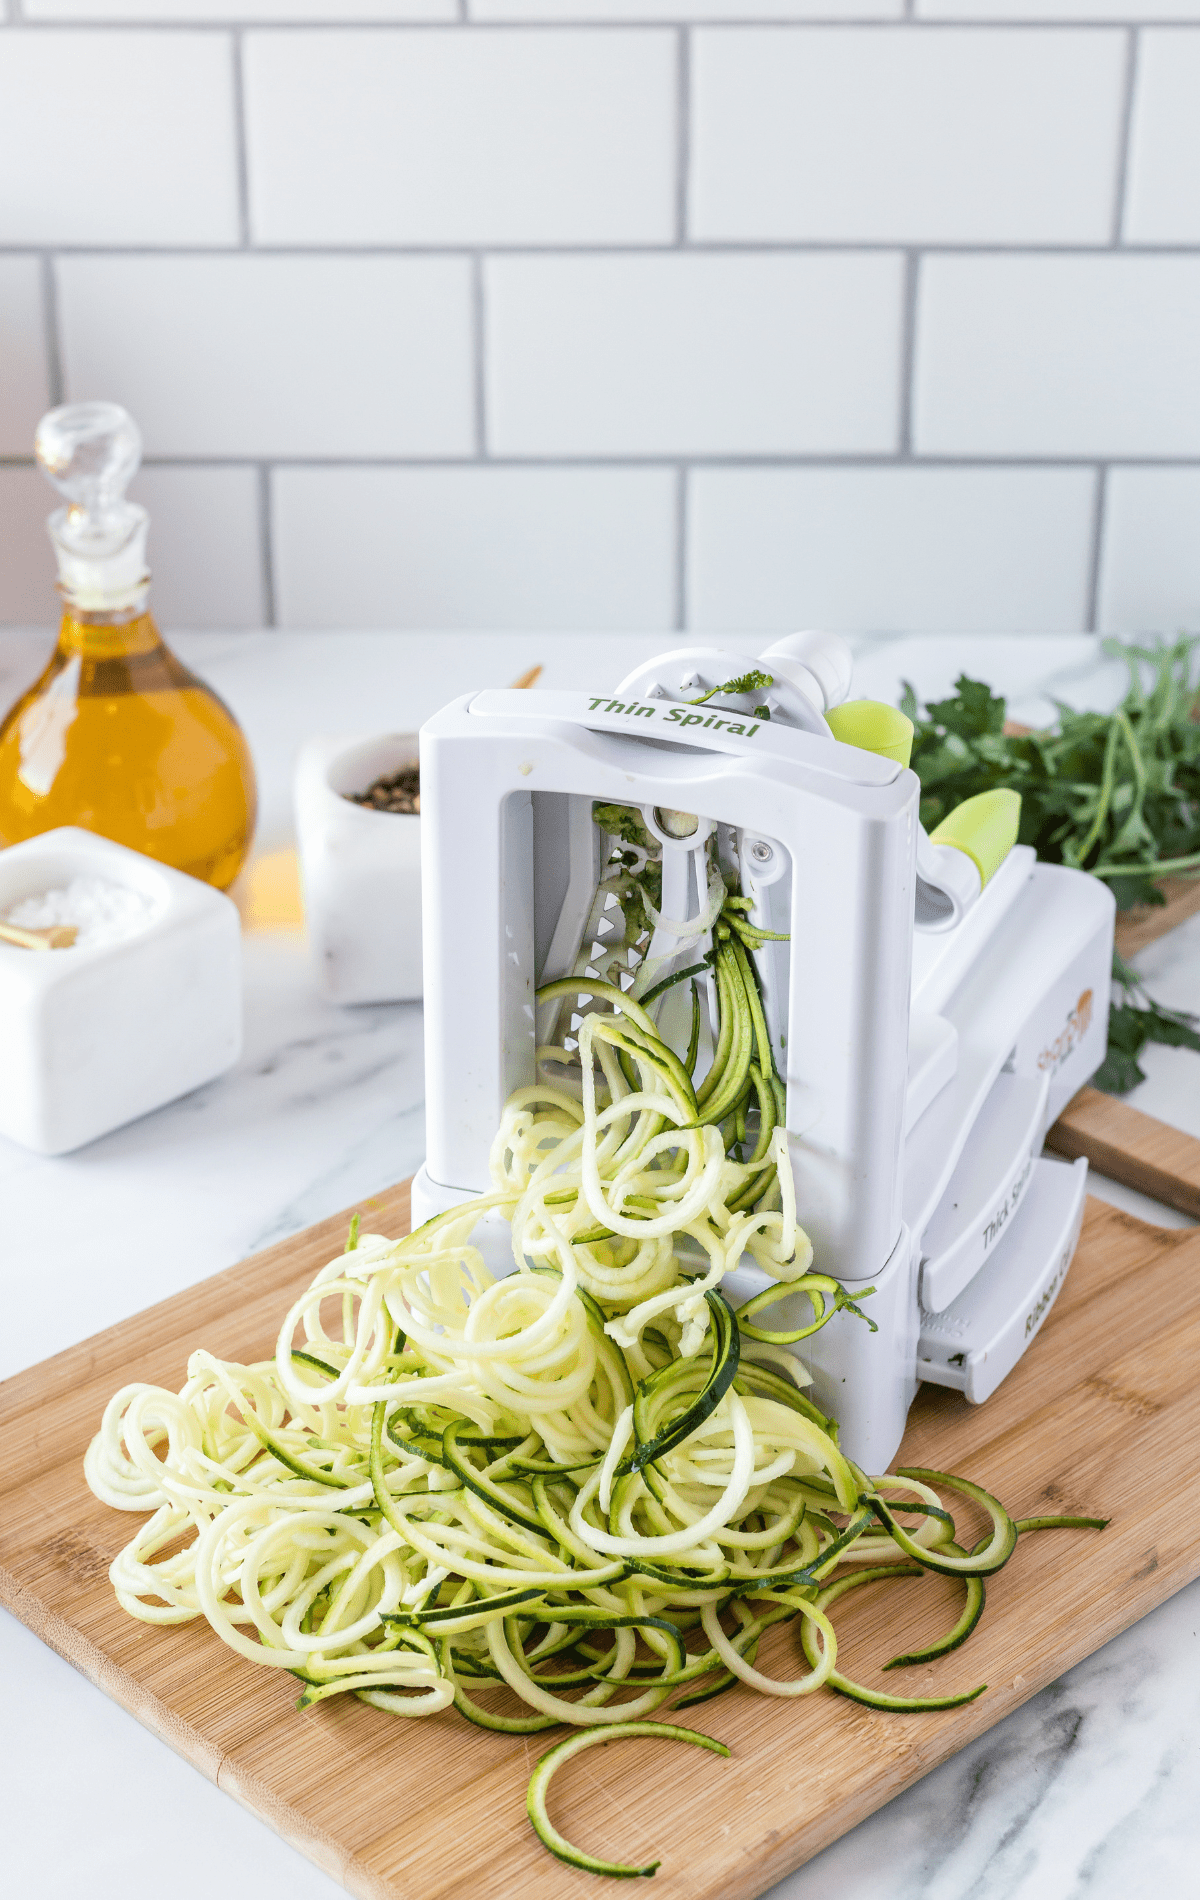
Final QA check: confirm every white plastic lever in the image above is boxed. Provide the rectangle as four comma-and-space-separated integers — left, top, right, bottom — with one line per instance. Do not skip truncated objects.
915, 826, 982, 932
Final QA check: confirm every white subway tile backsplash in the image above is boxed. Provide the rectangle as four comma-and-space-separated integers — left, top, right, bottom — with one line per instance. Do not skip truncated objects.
914, 256, 1200, 456
487, 253, 904, 456
0, 469, 50, 626
1124, 31, 1200, 244
0, 260, 50, 457
689, 466, 1095, 633
1098, 468, 1200, 634
919, 1, 1200, 17
246, 29, 675, 245
473, 0, 900, 18
0, 32, 238, 245
272, 466, 676, 630
692, 28, 1123, 244
131, 468, 265, 630
29, 0, 450, 16
56, 257, 474, 458
3, 7, 1199, 638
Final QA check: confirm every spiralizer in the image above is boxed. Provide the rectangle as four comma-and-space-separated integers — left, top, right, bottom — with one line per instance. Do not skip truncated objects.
411, 635, 1114, 1473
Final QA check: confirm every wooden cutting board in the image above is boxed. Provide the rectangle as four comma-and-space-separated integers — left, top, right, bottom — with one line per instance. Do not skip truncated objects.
3, 1160, 1199, 1900
1048, 1087, 1200, 1221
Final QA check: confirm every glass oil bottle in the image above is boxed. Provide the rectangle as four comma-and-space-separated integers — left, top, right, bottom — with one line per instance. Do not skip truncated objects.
0, 402, 257, 889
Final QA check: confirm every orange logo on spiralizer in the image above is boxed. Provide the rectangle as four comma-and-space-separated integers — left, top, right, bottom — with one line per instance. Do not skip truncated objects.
1037, 990, 1094, 1076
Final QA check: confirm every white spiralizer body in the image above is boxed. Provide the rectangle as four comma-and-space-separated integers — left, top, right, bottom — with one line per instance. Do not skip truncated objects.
411, 636, 1115, 1472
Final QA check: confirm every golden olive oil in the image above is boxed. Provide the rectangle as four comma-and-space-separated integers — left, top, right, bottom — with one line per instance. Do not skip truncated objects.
0, 609, 256, 889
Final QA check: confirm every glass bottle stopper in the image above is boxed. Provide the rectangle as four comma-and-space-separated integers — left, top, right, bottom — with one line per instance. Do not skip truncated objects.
35, 401, 150, 614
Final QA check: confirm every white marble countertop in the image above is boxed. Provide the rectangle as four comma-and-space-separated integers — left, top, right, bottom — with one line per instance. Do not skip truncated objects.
2, 627, 1198, 1900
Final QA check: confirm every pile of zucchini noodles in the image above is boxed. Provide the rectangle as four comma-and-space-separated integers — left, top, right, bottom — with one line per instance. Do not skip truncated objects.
86, 966, 1105, 1878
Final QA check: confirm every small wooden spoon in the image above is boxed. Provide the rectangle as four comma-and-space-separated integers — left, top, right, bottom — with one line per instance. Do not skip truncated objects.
0, 921, 79, 950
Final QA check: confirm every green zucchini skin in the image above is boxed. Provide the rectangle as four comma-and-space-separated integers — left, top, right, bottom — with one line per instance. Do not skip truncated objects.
803, 1573, 988, 1712
626, 1289, 740, 1476
877, 1545, 987, 1669
526, 1722, 729, 1878
733, 1359, 839, 1436
819, 1666, 986, 1714
867, 1468, 1018, 1578
384, 1584, 547, 1631
441, 1418, 547, 1540
735, 1270, 879, 1346
673, 1670, 741, 1711
877, 1512, 1108, 1668
441, 1639, 561, 1734
1015, 1515, 1110, 1535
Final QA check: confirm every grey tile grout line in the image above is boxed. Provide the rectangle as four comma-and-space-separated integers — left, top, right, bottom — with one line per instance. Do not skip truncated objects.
674, 465, 688, 633
11, 241, 1200, 260
472, 254, 488, 458
2, 16, 1196, 32
675, 26, 690, 249
231, 29, 252, 249
1111, 26, 1139, 247
4, 452, 1200, 472
897, 250, 919, 460
1084, 464, 1110, 633
40, 254, 64, 409
257, 463, 277, 628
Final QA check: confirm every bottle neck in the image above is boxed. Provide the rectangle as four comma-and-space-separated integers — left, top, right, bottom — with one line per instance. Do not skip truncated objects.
56, 606, 164, 661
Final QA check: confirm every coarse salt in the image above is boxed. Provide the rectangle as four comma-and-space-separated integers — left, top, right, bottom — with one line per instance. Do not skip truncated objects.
4, 875, 159, 949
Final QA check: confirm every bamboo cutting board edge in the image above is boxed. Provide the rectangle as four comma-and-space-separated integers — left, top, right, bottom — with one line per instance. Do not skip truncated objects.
4, 1182, 1200, 1899
1047, 1086, 1200, 1221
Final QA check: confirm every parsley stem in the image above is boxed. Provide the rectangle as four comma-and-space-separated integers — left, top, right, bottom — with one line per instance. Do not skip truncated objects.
1090, 851, 1200, 879
1068, 714, 1122, 869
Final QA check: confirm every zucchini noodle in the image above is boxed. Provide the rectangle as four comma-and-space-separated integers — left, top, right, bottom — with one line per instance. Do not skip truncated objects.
86, 889, 1109, 1875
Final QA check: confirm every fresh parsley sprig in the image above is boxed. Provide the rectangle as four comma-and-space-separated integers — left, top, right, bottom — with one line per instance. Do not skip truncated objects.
1092, 953, 1200, 1095
901, 636, 1200, 1096
689, 670, 774, 720
900, 635, 1200, 911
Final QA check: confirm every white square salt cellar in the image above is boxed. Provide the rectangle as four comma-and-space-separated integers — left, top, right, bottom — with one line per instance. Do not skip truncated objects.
0, 827, 242, 1154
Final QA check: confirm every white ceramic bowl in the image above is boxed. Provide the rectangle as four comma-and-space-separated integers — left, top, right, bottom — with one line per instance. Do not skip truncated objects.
294, 733, 422, 1005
